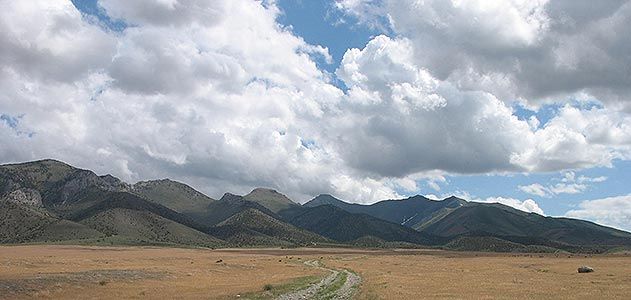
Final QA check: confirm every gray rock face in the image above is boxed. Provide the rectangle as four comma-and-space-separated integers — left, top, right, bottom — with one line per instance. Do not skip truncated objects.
5, 188, 42, 206
578, 266, 594, 273
58, 170, 130, 203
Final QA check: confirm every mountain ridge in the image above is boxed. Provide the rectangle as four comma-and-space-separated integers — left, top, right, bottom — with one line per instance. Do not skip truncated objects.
2, 159, 630, 253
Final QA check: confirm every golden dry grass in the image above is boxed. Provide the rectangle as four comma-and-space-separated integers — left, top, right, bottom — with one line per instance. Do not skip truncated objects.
326, 251, 631, 299
1, 246, 630, 299
0, 245, 325, 299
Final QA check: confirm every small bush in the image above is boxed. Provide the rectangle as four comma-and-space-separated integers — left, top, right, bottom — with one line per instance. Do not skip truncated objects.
263, 284, 273, 291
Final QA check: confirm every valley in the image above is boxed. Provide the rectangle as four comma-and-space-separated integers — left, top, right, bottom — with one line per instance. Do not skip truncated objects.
1, 245, 630, 299
3, 159, 631, 299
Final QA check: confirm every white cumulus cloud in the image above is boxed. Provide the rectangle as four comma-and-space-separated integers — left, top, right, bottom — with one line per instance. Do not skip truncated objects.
473, 197, 545, 215
518, 172, 607, 197
0, 0, 631, 205
567, 195, 631, 232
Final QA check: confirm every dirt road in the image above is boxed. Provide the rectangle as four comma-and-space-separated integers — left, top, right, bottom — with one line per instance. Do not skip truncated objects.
276, 260, 361, 300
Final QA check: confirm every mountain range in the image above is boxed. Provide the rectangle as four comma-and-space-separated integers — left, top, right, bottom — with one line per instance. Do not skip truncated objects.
1, 159, 630, 253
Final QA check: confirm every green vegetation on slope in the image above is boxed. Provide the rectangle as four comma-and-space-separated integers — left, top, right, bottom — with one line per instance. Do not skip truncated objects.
132, 179, 215, 213
0, 200, 103, 243
3, 159, 631, 253
243, 188, 299, 213
305, 194, 464, 229
79, 208, 224, 247
216, 208, 329, 245
287, 205, 442, 245
186, 193, 278, 226
423, 204, 631, 250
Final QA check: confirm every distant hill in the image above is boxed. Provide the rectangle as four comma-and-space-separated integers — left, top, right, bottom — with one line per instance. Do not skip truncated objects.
286, 204, 443, 245
185, 193, 278, 226
422, 204, 631, 251
79, 207, 224, 247
305, 193, 631, 253
243, 188, 299, 213
132, 179, 215, 213
0, 160, 222, 247
2, 159, 631, 253
305, 194, 464, 229
0, 159, 128, 208
208, 208, 329, 246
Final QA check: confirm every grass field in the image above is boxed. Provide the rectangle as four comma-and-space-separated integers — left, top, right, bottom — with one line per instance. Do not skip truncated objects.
1, 246, 630, 299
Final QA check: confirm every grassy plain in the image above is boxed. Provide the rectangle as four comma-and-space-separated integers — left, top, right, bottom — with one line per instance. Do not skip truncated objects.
1, 246, 630, 299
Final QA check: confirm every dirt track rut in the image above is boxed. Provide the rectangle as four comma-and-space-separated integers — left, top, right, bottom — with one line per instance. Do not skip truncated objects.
276, 260, 361, 300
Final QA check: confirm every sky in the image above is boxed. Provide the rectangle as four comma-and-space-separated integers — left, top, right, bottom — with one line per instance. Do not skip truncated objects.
1, 0, 630, 231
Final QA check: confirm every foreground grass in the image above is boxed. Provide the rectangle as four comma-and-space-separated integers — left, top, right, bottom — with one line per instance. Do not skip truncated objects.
241, 275, 322, 300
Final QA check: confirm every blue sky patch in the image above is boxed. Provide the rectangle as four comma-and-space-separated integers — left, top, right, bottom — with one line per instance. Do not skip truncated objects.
71, 0, 127, 31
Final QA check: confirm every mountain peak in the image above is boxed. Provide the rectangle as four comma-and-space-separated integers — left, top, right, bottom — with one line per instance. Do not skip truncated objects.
131, 178, 214, 213
442, 196, 467, 206
220, 192, 243, 202
314, 193, 337, 199
306, 194, 346, 206
1, 158, 73, 170
250, 187, 279, 193
243, 188, 297, 213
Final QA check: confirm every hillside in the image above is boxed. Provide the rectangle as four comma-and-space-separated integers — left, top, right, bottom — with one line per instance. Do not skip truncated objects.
243, 188, 299, 213
2, 159, 631, 253
209, 208, 329, 246
61, 191, 208, 232
305, 194, 631, 252
305, 194, 465, 229
0, 160, 223, 247
79, 208, 224, 247
186, 193, 278, 226
0, 159, 128, 208
422, 204, 631, 250
132, 179, 215, 213
0, 200, 103, 243
286, 205, 443, 245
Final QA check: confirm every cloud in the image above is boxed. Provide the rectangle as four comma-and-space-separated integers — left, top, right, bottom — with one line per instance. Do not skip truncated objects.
98, 0, 226, 27
333, 35, 631, 176
336, 0, 631, 175
337, 0, 631, 104
478, 197, 545, 215
566, 194, 631, 232
424, 190, 544, 215
333, 35, 532, 176
1, 0, 630, 205
518, 171, 606, 197
0, 1, 116, 82
0, 0, 356, 202
512, 105, 631, 171
519, 183, 549, 197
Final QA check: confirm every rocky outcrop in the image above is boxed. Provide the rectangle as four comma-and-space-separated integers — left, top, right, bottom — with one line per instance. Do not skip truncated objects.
55, 170, 130, 204
4, 188, 43, 207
